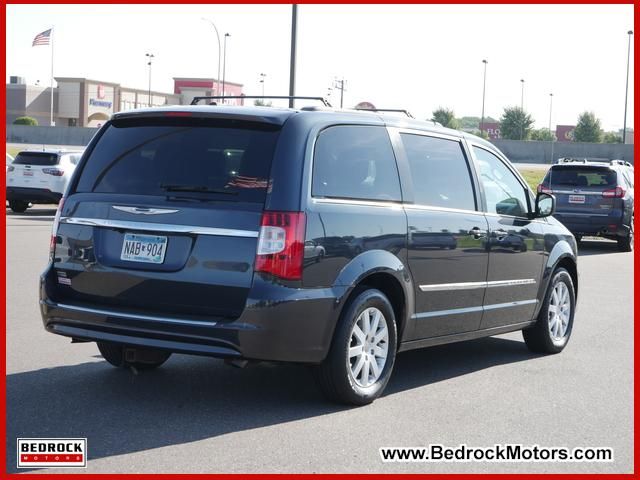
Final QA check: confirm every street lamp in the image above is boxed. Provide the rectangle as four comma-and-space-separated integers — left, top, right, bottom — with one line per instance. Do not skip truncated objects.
480, 59, 488, 135
145, 53, 155, 107
623, 30, 633, 144
520, 79, 525, 139
201, 18, 222, 100
259, 73, 266, 97
549, 93, 554, 163
222, 33, 231, 102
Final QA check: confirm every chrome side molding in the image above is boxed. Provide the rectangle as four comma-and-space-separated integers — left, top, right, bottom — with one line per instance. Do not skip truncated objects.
419, 278, 536, 292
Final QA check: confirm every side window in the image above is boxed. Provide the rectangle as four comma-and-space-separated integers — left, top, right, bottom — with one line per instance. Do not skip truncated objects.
312, 125, 401, 202
622, 169, 634, 188
473, 146, 529, 217
400, 133, 476, 210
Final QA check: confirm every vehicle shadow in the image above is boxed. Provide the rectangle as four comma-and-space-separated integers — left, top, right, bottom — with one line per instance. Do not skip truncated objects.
577, 239, 624, 256
5, 208, 57, 217
7, 336, 539, 472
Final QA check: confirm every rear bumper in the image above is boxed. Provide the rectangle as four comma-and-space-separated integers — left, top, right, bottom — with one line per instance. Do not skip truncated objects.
7, 187, 62, 204
554, 212, 629, 237
40, 270, 342, 364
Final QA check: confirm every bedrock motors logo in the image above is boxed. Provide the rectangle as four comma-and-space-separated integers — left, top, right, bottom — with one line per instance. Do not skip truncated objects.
17, 438, 87, 468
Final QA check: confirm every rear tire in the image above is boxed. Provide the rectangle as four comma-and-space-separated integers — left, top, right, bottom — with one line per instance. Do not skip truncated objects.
314, 288, 397, 405
617, 216, 633, 252
97, 342, 171, 370
523, 268, 575, 354
9, 200, 28, 213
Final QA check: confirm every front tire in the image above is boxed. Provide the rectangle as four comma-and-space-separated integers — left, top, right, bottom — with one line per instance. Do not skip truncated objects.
523, 268, 575, 354
314, 289, 397, 405
9, 200, 28, 213
617, 215, 633, 252
97, 342, 171, 370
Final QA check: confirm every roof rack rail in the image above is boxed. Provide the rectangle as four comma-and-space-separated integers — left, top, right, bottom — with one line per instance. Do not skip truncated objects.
557, 157, 588, 164
610, 159, 633, 167
353, 108, 414, 118
190, 95, 332, 107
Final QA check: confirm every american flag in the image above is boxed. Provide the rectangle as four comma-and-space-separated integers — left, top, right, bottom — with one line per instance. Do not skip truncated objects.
32, 29, 52, 46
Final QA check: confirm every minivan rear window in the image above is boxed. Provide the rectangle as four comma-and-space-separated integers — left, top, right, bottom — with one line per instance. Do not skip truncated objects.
13, 152, 59, 166
546, 166, 617, 188
75, 118, 280, 203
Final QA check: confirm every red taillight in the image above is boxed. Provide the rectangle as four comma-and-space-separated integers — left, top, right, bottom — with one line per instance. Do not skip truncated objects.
50, 198, 65, 258
602, 186, 625, 198
255, 211, 306, 280
164, 111, 193, 117
537, 184, 552, 194
43, 168, 64, 176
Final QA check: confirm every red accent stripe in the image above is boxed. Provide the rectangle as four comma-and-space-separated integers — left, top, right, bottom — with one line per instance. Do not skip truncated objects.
21, 454, 84, 463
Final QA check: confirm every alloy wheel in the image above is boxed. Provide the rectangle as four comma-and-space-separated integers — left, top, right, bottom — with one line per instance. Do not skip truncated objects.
347, 307, 389, 388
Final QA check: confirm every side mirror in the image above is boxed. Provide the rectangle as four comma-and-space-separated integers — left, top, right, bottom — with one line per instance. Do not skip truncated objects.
534, 192, 555, 218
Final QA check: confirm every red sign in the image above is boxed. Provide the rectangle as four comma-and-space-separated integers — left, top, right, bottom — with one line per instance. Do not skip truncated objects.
556, 125, 575, 142
481, 122, 501, 140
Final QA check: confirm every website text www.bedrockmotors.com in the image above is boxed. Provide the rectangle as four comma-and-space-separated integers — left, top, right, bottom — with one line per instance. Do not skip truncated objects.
380, 444, 614, 463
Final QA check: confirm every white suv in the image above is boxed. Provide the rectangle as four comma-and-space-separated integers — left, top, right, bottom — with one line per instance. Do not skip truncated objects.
6, 150, 83, 213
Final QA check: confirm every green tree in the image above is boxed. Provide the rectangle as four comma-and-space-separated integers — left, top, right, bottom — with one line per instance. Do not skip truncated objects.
457, 116, 498, 130
13, 116, 38, 126
573, 111, 602, 143
530, 128, 556, 141
254, 99, 272, 107
431, 107, 459, 129
499, 107, 534, 140
602, 131, 622, 143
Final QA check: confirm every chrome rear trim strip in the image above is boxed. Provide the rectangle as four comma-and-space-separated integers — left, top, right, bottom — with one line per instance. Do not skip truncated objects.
419, 278, 536, 292
60, 217, 259, 238
52, 302, 217, 327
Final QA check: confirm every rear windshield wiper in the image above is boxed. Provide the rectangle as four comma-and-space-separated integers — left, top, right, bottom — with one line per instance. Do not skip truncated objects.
160, 184, 238, 195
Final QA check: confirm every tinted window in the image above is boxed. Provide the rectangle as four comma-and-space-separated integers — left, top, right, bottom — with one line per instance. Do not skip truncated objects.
474, 147, 529, 217
545, 166, 617, 188
75, 118, 279, 203
400, 133, 475, 210
13, 152, 59, 166
312, 125, 401, 202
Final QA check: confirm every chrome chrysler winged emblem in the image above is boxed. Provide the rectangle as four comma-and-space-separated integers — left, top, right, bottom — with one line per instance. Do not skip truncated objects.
112, 206, 179, 215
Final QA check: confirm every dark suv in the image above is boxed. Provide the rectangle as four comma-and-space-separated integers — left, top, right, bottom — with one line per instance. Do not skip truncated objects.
538, 158, 634, 251
40, 102, 578, 405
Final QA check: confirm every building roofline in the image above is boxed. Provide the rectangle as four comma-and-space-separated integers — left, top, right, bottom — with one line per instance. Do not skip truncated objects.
173, 77, 243, 87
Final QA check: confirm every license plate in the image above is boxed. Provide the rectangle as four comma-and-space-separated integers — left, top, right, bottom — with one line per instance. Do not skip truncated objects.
568, 195, 585, 204
120, 233, 167, 264
23, 170, 33, 177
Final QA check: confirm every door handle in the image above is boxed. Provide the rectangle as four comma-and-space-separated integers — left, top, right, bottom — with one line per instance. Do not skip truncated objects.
468, 227, 487, 239
493, 228, 508, 240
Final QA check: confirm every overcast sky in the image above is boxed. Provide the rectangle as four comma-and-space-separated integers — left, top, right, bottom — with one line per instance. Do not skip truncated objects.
6, 4, 634, 131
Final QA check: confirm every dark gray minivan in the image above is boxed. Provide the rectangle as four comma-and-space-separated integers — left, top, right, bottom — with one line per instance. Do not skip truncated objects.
40, 103, 578, 405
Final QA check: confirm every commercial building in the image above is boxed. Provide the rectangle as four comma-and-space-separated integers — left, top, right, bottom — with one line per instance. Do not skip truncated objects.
6, 75, 244, 127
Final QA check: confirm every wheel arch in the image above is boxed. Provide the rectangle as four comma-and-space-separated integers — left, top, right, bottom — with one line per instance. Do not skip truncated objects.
332, 250, 414, 346
534, 239, 578, 318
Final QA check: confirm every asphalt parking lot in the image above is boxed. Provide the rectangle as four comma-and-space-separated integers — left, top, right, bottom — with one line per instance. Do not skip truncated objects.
6, 206, 633, 474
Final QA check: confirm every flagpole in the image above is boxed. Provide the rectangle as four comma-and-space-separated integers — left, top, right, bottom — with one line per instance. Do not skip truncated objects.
49, 27, 54, 125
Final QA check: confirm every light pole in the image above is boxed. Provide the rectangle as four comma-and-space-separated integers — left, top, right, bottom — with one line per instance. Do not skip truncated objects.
480, 59, 488, 135
145, 53, 154, 107
288, 5, 298, 108
333, 78, 346, 108
549, 93, 554, 164
259, 73, 266, 97
201, 18, 222, 100
520, 79, 525, 139
623, 30, 633, 143
222, 33, 230, 102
